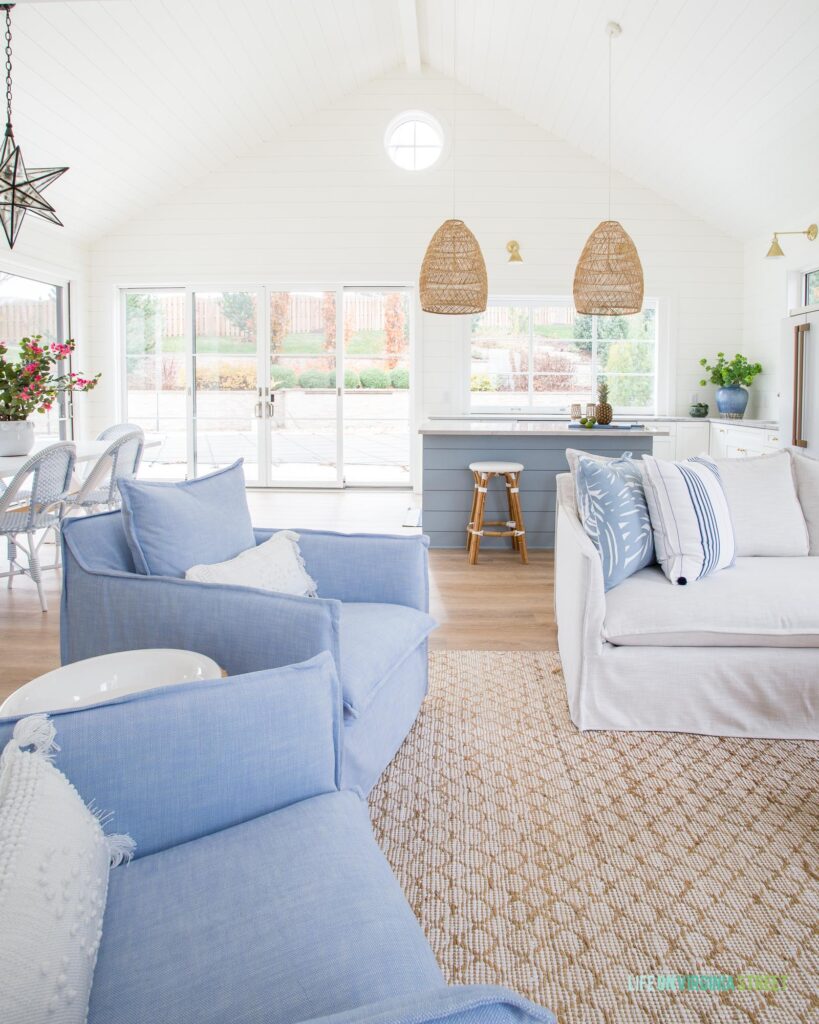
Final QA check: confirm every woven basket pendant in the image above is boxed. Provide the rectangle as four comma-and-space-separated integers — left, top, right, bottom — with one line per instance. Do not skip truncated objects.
419, 218, 488, 315
573, 219, 644, 316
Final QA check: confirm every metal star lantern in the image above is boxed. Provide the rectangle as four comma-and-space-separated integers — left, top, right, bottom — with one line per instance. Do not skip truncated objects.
0, 4, 67, 249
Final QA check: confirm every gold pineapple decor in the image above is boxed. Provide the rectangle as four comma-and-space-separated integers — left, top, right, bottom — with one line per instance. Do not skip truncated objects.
595, 380, 613, 425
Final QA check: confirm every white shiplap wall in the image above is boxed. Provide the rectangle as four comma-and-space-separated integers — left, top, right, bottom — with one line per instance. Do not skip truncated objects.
87, 68, 744, 451
742, 219, 819, 423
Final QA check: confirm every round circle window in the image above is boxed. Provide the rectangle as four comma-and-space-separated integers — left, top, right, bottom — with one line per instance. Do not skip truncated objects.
385, 111, 444, 171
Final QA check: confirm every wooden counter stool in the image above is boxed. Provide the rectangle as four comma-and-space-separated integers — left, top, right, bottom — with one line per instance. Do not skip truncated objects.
466, 461, 528, 565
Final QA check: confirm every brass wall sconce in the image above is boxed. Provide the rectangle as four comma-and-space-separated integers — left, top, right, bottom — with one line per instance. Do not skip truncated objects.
765, 224, 817, 259
506, 240, 523, 263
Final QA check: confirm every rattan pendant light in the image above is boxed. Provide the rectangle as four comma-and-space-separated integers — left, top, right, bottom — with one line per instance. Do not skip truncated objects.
573, 23, 643, 316
419, 1, 487, 315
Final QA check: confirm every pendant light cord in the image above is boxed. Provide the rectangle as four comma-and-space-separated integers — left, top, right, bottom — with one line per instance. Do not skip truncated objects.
4, 5, 12, 130
607, 26, 612, 222
452, 0, 457, 219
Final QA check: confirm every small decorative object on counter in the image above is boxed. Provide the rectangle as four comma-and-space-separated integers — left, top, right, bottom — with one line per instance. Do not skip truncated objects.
595, 379, 613, 425
570, 403, 582, 421
585, 403, 597, 420
578, 415, 597, 429
699, 352, 762, 420
689, 402, 709, 417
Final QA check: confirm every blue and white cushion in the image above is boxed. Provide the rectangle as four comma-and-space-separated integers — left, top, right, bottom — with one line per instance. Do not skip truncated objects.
641, 454, 735, 585
574, 452, 654, 591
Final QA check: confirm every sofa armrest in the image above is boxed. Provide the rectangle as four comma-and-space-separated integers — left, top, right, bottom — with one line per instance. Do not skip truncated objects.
0, 654, 343, 860
300, 986, 556, 1024
554, 475, 606, 725
256, 528, 430, 611
60, 541, 341, 676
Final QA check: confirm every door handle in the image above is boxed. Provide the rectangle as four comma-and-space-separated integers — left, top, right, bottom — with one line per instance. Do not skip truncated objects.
266, 401, 274, 416
793, 323, 810, 447
254, 401, 263, 418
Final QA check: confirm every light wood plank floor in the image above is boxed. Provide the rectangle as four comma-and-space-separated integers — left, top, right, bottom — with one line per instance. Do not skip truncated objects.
0, 490, 555, 703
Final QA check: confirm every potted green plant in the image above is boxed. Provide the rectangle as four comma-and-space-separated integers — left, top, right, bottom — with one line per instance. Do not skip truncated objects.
698, 352, 762, 420
0, 336, 100, 455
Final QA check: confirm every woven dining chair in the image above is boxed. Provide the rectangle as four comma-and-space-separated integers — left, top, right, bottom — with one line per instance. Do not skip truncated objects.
63, 430, 144, 516
0, 442, 76, 612
97, 422, 144, 442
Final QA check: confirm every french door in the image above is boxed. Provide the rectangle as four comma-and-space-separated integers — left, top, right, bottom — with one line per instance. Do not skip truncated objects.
123, 286, 411, 487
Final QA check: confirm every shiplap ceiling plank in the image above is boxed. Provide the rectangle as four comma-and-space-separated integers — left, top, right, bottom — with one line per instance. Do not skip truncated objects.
7, 0, 818, 244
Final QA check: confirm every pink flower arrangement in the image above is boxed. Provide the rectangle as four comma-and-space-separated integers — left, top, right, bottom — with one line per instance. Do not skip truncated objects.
0, 335, 100, 421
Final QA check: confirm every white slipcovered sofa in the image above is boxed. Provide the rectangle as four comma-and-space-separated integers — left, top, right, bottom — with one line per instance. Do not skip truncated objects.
554, 450, 819, 740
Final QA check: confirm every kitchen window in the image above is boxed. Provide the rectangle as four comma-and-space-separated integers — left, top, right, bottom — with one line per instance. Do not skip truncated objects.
469, 298, 658, 415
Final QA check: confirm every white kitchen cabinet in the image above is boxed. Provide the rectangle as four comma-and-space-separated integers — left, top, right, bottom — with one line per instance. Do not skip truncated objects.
710, 422, 782, 458
675, 422, 710, 460
710, 422, 729, 458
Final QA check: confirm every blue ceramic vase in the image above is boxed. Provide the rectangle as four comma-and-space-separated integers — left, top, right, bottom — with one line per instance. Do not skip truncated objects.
715, 385, 749, 419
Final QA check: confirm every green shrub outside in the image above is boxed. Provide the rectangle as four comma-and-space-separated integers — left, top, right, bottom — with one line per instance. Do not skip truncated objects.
390, 368, 410, 389
270, 365, 297, 388
299, 369, 332, 389
470, 374, 493, 392
359, 367, 391, 389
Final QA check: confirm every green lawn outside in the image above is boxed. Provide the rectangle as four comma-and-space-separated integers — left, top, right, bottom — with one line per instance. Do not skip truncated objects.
139, 329, 390, 357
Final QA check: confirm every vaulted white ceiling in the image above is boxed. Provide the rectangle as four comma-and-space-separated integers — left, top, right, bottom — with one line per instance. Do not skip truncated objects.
9, 0, 819, 244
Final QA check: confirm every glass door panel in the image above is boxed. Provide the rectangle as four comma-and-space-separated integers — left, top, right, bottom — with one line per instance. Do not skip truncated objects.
268, 290, 340, 485
124, 289, 187, 478
193, 290, 260, 483
342, 288, 410, 485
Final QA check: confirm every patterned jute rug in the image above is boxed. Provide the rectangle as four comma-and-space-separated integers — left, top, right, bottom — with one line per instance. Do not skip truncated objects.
368, 651, 818, 1024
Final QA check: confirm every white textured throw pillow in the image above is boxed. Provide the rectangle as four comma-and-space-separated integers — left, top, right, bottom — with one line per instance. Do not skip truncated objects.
185, 530, 317, 597
792, 451, 819, 555
0, 716, 134, 1024
713, 450, 808, 556
642, 454, 736, 585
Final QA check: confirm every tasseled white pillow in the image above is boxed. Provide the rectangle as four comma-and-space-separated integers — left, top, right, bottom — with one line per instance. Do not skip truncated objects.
0, 715, 134, 1024
184, 530, 318, 598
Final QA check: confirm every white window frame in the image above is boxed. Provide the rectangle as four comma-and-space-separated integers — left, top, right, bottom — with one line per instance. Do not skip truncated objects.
468, 295, 661, 417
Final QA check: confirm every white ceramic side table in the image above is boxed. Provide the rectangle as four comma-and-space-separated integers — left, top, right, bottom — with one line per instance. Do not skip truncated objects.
0, 649, 224, 716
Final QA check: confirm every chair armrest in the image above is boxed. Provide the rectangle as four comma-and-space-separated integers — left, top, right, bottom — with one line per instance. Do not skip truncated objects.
300, 986, 556, 1024
257, 528, 431, 611
60, 541, 341, 676
0, 654, 343, 860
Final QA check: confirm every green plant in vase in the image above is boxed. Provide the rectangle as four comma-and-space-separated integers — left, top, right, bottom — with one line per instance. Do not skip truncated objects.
698, 352, 762, 420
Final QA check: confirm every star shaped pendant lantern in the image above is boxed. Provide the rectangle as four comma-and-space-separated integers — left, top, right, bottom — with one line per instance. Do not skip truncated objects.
0, 5, 68, 249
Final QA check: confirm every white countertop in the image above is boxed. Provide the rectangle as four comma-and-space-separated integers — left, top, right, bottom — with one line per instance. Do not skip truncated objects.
424, 414, 779, 430
420, 419, 670, 437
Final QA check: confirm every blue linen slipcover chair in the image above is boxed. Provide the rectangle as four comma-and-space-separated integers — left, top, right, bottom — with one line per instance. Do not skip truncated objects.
59, 511, 436, 794
0, 655, 556, 1024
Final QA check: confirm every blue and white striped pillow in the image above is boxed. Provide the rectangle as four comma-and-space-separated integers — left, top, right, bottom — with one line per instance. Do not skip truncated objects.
574, 453, 655, 591
641, 454, 735, 585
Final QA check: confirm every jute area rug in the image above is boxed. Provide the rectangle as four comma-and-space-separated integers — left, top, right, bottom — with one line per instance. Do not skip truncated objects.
368, 651, 818, 1024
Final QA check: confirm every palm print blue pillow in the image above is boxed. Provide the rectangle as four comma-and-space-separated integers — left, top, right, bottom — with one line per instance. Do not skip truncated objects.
574, 453, 655, 590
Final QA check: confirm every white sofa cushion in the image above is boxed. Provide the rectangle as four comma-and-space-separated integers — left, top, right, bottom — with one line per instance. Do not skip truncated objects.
792, 451, 819, 555
604, 557, 819, 647
713, 450, 808, 556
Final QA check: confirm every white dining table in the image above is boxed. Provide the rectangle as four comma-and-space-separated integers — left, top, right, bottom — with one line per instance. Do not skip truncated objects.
0, 437, 161, 480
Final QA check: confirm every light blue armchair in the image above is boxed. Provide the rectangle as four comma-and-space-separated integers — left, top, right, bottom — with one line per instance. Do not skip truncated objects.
60, 512, 435, 793
0, 655, 555, 1024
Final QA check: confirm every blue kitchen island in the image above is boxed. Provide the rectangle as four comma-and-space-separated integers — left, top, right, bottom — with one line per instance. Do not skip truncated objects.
420, 418, 668, 549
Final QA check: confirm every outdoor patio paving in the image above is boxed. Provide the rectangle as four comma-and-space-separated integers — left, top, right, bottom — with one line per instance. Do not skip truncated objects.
142, 429, 409, 472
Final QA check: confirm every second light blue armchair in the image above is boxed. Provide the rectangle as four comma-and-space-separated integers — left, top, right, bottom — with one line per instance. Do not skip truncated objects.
0, 654, 555, 1024
60, 512, 435, 794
